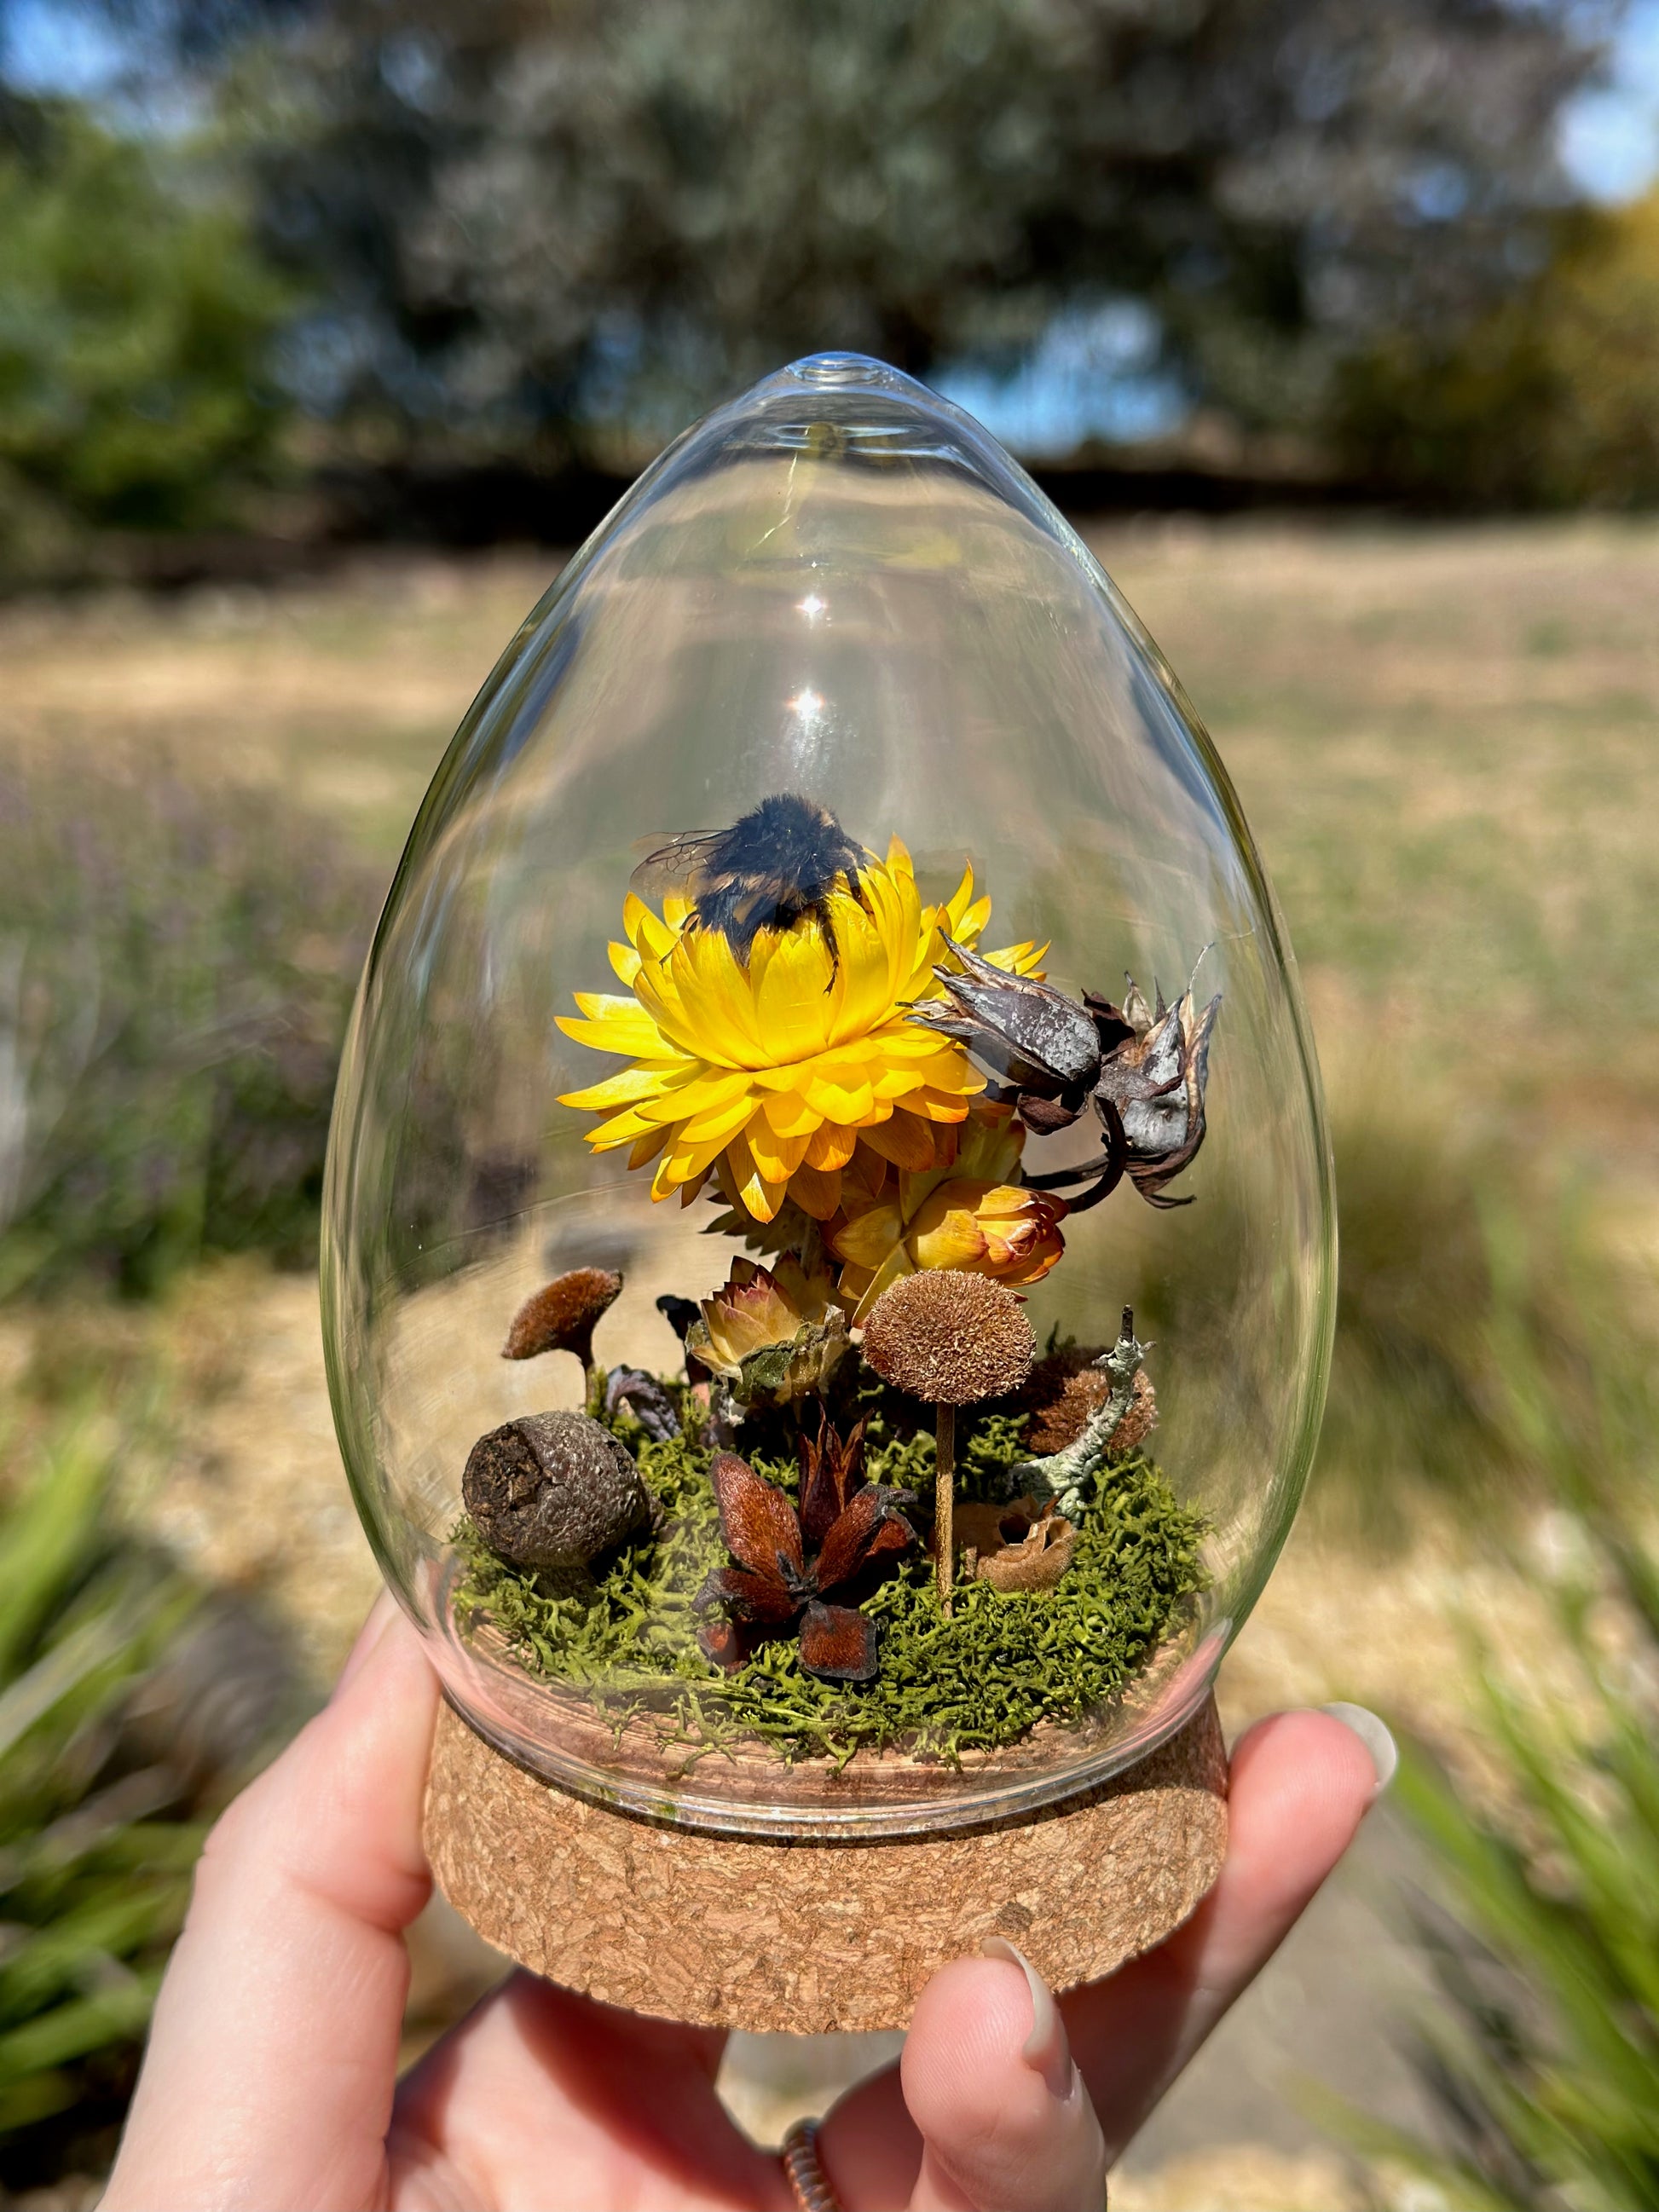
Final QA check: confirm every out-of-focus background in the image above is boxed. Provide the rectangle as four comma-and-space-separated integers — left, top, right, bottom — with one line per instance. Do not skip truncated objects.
2, 3, 1658, 2206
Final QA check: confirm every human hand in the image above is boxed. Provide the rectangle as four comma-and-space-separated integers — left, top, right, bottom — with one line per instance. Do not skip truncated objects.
103, 1598, 1387, 2212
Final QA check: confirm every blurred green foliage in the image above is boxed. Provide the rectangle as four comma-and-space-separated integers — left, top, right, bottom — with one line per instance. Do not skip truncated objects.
0, 101, 292, 569
0, 1409, 200, 2164
1338, 190, 1659, 509
224, 0, 1600, 465
0, 753, 376, 1295
1332, 1259, 1659, 2209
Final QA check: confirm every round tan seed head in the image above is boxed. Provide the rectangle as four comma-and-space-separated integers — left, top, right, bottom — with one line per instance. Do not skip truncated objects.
859, 1269, 1036, 1406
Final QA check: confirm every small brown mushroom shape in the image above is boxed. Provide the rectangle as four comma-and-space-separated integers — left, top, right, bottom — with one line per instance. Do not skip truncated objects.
502, 1268, 622, 1377
860, 1269, 1035, 1614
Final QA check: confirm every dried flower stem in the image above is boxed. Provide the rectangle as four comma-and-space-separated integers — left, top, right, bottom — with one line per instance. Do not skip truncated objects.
935, 1402, 956, 1615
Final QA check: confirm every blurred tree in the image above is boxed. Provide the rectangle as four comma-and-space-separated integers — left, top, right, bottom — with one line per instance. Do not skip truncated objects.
181, 0, 1613, 464
0, 97, 292, 557
1337, 187, 1659, 505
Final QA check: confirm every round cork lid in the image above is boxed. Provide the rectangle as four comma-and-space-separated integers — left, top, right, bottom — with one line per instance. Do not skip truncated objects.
425, 1693, 1228, 2033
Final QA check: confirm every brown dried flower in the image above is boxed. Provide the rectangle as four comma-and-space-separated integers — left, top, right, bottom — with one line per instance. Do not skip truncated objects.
1011, 1338, 1159, 1458
695, 1450, 915, 1684
502, 1268, 623, 1371
859, 1269, 1036, 1407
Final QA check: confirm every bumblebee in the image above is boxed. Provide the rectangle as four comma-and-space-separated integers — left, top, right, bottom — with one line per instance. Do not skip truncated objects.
636, 793, 871, 966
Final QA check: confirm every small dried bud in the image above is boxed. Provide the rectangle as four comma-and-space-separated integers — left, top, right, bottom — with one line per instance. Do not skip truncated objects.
462, 1409, 649, 1570
860, 1269, 1035, 1406
502, 1268, 623, 1367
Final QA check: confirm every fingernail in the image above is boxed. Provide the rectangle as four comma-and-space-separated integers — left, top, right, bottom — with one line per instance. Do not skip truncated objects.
332, 1590, 398, 1701
981, 1937, 1075, 2099
1322, 1701, 1398, 1797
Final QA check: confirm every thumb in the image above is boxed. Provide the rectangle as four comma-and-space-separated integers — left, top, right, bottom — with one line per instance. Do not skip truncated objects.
104, 1598, 439, 2212
900, 1943, 1107, 2211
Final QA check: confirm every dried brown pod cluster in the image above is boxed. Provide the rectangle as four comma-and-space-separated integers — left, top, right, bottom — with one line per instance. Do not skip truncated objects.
695, 1441, 916, 1683
502, 1268, 623, 1373
861, 1269, 1036, 1613
915, 942, 1219, 1214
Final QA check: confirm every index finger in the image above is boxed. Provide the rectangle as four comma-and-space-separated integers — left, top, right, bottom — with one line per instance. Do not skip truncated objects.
1066, 1707, 1383, 2160
103, 1600, 440, 2212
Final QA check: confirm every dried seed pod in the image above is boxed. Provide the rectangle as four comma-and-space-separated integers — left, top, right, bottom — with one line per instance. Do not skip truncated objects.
502, 1268, 623, 1370
462, 1410, 650, 1570
975, 1509, 1078, 1593
859, 1269, 1035, 1407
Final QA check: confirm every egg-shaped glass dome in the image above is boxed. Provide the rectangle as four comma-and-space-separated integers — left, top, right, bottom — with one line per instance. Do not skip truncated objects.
321, 354, 1333, 1839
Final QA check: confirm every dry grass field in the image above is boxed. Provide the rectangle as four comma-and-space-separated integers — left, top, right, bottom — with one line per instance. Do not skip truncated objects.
3, 516, 1656, 2203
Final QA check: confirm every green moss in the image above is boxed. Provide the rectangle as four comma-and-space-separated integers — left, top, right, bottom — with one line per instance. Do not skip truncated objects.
452, 1392, 1208, 1767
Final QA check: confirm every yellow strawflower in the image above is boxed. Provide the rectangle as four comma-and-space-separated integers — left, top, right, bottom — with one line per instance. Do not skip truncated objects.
557, 838, 1044, 1225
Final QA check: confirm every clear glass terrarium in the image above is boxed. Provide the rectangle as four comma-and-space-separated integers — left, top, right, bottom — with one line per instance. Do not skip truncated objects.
321, 354, 1333, 1840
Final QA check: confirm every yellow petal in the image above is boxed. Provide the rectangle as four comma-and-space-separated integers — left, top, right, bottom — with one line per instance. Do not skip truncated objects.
789, 1161, 842, 1220
859, 1110, 937, 1171
725, 1133, 788, 1224
801, 1063, 876, 1122
760, 1089, 823, 1140
628, 1125, 669, 1170
655, 1123, 734, 1197
750, 921, 836, 1059
634, 1068, 751, 1128
831, 1200, 903, 1269
910, 1191, 992, 1271
804, 1122, 858, 1171
747, 1120, 812, 1183
852, 1244, 915, 1325
559, 1063, 683, 1112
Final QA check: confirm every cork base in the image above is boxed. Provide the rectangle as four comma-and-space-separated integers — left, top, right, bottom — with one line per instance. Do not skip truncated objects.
424, 1695, 1228, 2032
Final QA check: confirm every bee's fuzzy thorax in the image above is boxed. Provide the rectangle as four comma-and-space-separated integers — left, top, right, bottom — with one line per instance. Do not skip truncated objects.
681, 793, 870, 961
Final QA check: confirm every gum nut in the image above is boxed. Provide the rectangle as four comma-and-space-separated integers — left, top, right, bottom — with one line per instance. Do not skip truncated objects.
462, 1410, 650, 1570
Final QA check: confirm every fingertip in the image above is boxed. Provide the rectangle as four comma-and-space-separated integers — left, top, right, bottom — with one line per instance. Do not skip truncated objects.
902, 1955, 1104, 2212
904, 1954, 1038, 2121
1228, 1706, 1382, 1840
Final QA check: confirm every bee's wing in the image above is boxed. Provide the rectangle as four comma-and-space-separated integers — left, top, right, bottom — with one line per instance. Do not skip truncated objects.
628, 829, 721, 899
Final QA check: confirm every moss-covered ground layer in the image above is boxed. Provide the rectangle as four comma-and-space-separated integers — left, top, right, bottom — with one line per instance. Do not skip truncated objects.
452, 1376, 1208, 1766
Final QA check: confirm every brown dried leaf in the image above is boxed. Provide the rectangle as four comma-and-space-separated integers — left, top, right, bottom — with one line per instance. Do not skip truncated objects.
796, 1600, 880, 1684
813, 1482, 916, 1592
799, 1411, 869, 1550
696, 1563, 801, 1625
709, 1452, 804, 1582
